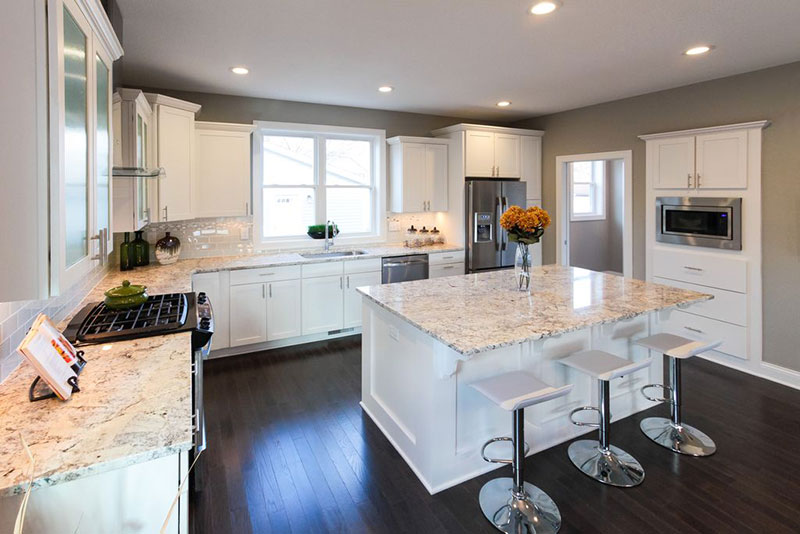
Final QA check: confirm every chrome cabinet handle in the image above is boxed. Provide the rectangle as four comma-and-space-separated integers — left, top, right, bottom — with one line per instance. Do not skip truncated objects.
269, 284, 272, 298
163, 205, 169, 221
340, 276, 343, 290
245, 201, 249, 215
443, 265, 454, 270
262, 284, 266, 298
687, 173, 692, 188
347, 276, 350, 289
697, 174, 701, 187
684, 326, 704, 334
683, 266, 704, 272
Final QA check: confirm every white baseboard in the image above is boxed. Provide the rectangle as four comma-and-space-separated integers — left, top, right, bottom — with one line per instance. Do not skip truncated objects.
697, 352, 800, 391
207, 328, 361, 359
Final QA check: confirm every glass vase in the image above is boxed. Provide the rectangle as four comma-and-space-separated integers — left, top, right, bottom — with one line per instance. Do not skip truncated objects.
514, 243, 532, 291
155, 232, 182, 265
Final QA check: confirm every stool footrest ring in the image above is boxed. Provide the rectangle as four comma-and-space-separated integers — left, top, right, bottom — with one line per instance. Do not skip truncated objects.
641, 383, 671, 403
569, 406, 601, 428
481, 436, 530, 464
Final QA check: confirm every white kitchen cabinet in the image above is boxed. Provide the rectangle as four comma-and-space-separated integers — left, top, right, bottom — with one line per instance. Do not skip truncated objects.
146, 94, 201, 222
192, 271, 230, 350
388, 137, 449, 213
194, 122, 255, 218
267, 279, 302, 340
429, 263, 464, 278
229, 283, 267, 347
520, 135, 542, 199
651, 131, 747, 190
302, 275, 345, 335
344, 271, 381, 328
465, 130, 520, 178
695, 130, 748, 189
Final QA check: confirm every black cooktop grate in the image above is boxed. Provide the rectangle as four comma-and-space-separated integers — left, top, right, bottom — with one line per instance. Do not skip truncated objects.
75, 293, 189, 342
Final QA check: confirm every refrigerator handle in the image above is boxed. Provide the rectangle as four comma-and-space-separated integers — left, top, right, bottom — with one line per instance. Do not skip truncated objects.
501, 196, 509, 251
495, 196, 502, 251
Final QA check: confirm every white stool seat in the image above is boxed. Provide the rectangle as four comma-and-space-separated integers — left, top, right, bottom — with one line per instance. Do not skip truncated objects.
635, 333, 721, 359
559, 350, 652, 381
470, 371, 573, 412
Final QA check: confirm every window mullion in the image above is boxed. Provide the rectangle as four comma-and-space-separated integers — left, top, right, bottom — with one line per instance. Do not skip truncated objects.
317, 135, 327, 224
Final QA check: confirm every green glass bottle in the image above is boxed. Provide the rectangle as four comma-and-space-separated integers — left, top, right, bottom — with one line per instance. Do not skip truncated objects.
119, 232, 133, 271
132, 230, 150, 267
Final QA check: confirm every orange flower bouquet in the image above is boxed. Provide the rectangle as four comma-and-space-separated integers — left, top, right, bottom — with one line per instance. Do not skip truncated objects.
499, 205, 551, 290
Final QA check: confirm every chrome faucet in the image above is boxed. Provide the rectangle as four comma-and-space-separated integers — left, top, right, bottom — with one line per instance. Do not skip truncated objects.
324, 220, 335, 252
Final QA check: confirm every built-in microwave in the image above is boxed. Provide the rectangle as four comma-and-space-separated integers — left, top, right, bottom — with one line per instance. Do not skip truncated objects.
656, 197, 742, 250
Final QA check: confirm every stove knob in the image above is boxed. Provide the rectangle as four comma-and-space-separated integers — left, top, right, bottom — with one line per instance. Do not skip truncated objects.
200, 318, 211, 329
197, 292, 207, 304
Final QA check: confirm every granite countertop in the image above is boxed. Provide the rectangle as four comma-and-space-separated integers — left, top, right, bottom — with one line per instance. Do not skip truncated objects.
358, 265, 713, 356
0, 242, 462, 496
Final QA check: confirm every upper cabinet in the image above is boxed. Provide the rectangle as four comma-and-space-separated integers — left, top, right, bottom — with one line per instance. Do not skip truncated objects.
646, 128, 750, 190
193, 122, 255, 218
520, 135, 542, 201
146, 93, 201, 222
465, 130, 520, 178
112, 89, 153, 232
387, 136, 450, 213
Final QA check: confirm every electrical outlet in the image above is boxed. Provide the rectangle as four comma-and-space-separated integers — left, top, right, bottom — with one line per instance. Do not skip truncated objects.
239, 226, 251, 241
388, 220, 401, 232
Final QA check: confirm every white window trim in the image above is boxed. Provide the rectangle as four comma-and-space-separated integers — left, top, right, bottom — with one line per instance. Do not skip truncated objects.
569, 160, 606, 222
252, 121, 386, 250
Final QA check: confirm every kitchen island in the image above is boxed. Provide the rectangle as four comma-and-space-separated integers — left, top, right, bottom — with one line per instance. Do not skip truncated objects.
357, 266, 711, 493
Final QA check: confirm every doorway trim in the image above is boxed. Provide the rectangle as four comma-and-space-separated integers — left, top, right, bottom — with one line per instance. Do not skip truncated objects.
555, 150, 633, 278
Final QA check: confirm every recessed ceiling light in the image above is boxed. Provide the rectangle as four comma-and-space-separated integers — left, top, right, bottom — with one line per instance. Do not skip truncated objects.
684, 45, 712, 56
230, 66, 249, 75
530, 1, 561, 15
496, 101, 512, 108
378, 85, 394, 93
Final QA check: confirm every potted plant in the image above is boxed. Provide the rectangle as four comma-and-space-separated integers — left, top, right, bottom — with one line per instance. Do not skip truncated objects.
500, 205, 551, 290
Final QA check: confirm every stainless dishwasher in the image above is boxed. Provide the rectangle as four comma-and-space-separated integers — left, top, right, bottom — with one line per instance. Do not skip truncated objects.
382, 254, 429, 284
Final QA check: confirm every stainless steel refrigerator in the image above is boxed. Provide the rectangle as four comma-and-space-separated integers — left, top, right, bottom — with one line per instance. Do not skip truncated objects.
465, 179, 527, 272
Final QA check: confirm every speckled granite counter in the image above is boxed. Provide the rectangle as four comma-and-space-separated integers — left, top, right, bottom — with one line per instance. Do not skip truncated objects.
0, 242, 461, 496
358, 265, 712, 355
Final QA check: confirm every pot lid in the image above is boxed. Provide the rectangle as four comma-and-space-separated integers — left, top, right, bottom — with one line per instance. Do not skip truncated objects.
104, 280, 147, 298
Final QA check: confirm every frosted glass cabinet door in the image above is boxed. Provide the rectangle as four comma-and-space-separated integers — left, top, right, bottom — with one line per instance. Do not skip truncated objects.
63, 5, 89, 268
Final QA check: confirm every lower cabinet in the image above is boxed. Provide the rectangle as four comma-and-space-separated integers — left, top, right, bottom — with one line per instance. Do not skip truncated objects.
430, 263, 464, 278
229, 283, 268, 347
344, 271, 382, 328
267, 279, 302, 340
302, 275, 345, 335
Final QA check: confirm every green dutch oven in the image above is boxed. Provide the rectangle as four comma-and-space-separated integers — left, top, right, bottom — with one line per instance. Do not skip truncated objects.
104, 280, 148, 310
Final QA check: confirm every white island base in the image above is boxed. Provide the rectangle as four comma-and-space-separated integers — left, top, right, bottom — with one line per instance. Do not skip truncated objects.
360, 300, 662, 494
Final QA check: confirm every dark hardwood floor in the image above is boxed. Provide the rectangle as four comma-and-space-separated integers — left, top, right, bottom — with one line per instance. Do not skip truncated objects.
191, 336, 800, 534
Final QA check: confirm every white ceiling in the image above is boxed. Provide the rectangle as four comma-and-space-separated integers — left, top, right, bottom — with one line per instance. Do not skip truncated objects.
117, 0, 800, 121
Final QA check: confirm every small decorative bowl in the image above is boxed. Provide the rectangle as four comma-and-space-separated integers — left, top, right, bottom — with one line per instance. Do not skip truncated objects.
104, 280, 148, 310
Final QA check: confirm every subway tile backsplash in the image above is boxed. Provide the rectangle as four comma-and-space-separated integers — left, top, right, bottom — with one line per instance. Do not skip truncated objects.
0, 262, 110, 383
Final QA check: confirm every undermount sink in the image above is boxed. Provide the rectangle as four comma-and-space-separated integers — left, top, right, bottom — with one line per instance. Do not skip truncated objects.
300, 250, 368, 259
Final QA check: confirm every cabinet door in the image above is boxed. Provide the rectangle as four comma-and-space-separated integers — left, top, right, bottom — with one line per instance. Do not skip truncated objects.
426, 143, 449, 212
520, 136, 542, 199
157, 106, 195, 221
494, 134, 521, 178
695, 130, 748, 189
229, 283, 267, 347
267, 279, 302, 341
192, 272, 230, 350
194, 127, 252, 218
465, 131, 495, 177
652, 136, 695, 189
402, 143, 428, 212
344, 271, 381, 328
302, 275, 344, 335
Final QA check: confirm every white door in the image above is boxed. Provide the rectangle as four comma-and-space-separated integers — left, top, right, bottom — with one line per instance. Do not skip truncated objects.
194, 126, 251, 217
302, 275, 344, 335
403, 143, 427, 212
344, 271, 381, 328
267, 279, 302, 341
229, 283, 267, 347
695, 130, 748, 189
156, 105, 194, 221
494, 134, 521, 178
652, 136, 695, 189
426, 143, 449, 212
192, 272, 230, 350
465, 131, 495, 177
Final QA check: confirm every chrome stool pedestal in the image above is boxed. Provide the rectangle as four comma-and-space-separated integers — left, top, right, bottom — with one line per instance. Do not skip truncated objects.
637, 333, 722, 457
471, 372, 573, 534
559, 350, 652, 488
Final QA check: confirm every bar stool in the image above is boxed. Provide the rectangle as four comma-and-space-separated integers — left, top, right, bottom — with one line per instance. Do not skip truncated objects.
636, 333, 722, 456
471, 371, 573, 534
558, 350, 652, 487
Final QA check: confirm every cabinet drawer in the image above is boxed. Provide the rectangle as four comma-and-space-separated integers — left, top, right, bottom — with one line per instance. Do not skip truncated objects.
429, 263, 464, 278
302, 261, 344, 278
652, 247, 747, 293
344, 258, 382, 274
653, 276, 747, 326
429, 250, 465, 265
657, 309, 747, 360
230, 265, 301, 285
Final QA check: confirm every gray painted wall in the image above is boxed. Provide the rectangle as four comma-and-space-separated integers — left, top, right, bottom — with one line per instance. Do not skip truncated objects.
513, 61, 800, 372
569, 160, 623, 273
